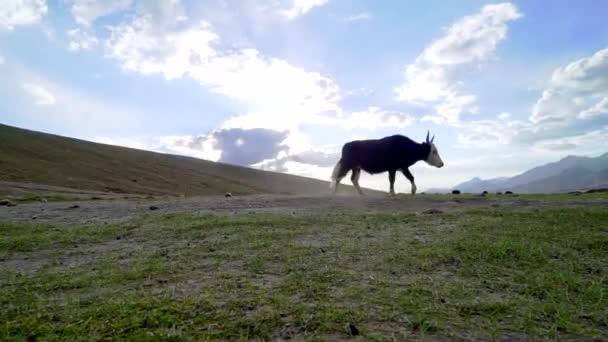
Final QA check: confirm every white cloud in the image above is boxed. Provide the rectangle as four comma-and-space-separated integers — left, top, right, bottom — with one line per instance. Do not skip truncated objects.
342, 106, 415, 130
0, 53, 4, 65
395, 2, 521, 125
67, 28, 99, 51
2, 60, 145, 135
530, 90, 578, 124
344, 12, 371, 22
425, 93, 477, 126
0, 0, 47, 30
550, 48, 608, 93
22, 83, 56, 105
104, 12, 343, 134
155, 135, 222, 162
532, 48, 608, 124
70, 0, 132, 26
459, 47, 608, 152
457, 119, 529, 147
281, 0, 329, 19
579, 97, 608, 119
497, 112, 511, 120
533, 127, 608, 153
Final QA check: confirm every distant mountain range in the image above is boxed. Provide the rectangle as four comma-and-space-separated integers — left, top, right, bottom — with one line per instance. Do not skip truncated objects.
428, 152, 608, 194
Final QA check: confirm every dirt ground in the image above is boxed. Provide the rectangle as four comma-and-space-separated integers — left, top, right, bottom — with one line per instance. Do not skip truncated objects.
2, 192, 607, 226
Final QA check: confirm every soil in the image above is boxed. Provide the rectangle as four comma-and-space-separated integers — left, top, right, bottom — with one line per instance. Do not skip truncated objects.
1, 193, 607, 226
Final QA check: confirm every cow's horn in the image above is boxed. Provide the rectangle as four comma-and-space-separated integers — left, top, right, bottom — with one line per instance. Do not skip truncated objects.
426, 131, 430, 143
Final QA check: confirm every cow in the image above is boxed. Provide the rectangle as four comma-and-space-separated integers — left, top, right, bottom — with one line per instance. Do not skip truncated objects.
330, 131, 444, 196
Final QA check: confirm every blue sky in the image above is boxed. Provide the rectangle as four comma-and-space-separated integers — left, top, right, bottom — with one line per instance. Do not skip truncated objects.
1, 0, 607, 192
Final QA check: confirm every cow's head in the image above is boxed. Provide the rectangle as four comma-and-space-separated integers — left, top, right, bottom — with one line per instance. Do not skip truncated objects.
423, 131, 444, 168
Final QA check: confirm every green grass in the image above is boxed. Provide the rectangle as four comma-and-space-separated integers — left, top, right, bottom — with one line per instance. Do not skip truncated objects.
1, 208, 607, 340
0, 193, 73, 203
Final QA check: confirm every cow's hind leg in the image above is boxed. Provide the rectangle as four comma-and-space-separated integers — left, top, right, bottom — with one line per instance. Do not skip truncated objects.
351, 168, 364, 195
330, 160, 350, 195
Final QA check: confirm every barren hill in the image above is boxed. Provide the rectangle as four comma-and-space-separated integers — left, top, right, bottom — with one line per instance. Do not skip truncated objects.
0, 124, 367, 196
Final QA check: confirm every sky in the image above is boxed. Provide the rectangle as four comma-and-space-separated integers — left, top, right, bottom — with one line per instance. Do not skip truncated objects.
1, 0, 607, 193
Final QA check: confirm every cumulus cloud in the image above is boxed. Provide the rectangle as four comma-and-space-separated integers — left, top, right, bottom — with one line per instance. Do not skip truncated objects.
155, 134, 222, 162
212, 128, 289, 165
579, 97, 608, 119
533, 127, 608, 153
342, 106, 415, 130
70, 0, 132, 26
104, 14, 341, 118
395, 2, 521, 125
0, 0, 47, 30
22, 82, 56, 105
459, 47, 608, 150
551, 48, 608, 93
533, 48, 608, 124
67, 28, 99, 51
103, 7, 411, 142
254, 148, 340, 172
153, 128, 290, 166
281, 0, 329, 19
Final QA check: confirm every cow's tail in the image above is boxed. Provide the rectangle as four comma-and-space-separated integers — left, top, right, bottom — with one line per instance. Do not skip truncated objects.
329, 159, 343, 190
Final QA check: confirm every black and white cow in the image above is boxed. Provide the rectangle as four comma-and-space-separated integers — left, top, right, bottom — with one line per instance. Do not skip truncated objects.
330, 131, 444, 195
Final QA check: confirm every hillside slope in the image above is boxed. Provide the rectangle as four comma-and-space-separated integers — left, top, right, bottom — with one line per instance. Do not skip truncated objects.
0, 124, 367, 196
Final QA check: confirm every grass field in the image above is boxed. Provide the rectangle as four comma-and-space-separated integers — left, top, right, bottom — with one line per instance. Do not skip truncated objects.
2, 199, 607, 340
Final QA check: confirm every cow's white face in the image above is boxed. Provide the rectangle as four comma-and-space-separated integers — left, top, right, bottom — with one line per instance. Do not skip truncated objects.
425, 143, 444, 168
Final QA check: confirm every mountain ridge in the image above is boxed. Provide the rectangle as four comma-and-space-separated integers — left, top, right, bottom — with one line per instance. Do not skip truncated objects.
428, 152, 608, 194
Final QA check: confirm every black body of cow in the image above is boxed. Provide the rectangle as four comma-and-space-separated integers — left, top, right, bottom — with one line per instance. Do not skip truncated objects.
331, 134, 435, 195
340, 135, 430, 174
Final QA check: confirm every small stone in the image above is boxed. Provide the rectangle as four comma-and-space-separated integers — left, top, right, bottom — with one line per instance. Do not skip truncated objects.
116, 236, 121, 240
0, 199, 16, 207
68, 204, 80, 209
347, 323, 359, 336
31, 216, 37, 220
451, 190, 461, 195
247, 304, 255, 310
149, 205, 159, 210
423, 209, 443, 215
225, 192, 233, 198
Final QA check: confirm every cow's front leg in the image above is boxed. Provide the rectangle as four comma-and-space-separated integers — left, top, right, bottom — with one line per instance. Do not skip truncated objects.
388, 170, 396, 195
402, 168, 416, 195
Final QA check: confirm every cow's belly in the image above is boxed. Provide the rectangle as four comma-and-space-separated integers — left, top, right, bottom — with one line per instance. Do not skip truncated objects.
360, 163, 390, 174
